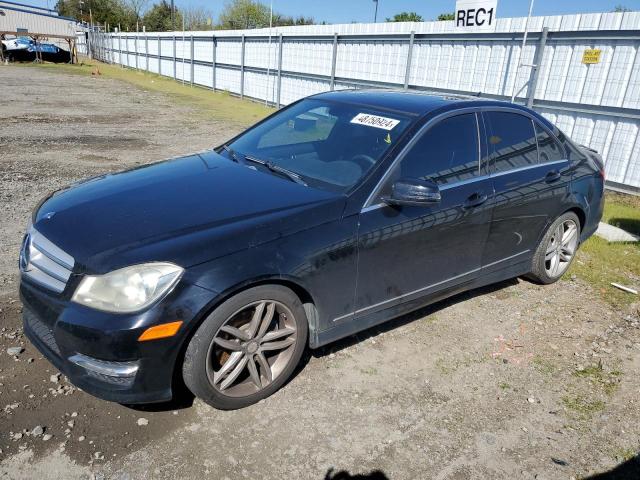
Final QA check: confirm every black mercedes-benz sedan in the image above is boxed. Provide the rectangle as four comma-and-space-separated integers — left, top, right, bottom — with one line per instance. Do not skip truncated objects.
19, 90, 605, 409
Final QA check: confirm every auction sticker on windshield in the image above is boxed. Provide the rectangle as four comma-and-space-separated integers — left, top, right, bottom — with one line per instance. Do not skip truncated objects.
351, 113, 400, 130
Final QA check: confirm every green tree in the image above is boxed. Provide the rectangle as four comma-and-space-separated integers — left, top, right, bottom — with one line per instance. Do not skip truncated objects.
272, 14, 314, 26
437, 12, 455, 21
126, 0, 149, 24
55, 0, 136, 30
386, 11, 423, 22
613, 5, 631, 12
183, 6, 214, 30
218, 0, 270, 29
142, 0, 182, 31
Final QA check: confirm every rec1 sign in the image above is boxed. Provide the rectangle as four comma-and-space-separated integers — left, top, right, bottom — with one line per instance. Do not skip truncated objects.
455, 0, 498, 28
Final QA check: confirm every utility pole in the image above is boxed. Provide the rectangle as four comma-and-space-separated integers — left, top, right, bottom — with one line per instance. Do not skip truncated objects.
171, 0, 175, 31
373, 0, 379, 23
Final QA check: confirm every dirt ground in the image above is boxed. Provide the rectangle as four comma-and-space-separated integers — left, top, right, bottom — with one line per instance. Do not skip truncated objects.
1, 65, 639, 480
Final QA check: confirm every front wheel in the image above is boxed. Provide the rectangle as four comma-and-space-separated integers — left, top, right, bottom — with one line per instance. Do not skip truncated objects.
182, 285, 308, 410
527, 212, 580, 284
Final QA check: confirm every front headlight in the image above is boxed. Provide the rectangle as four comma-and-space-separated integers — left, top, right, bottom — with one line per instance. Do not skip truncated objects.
72, 262, 184, 313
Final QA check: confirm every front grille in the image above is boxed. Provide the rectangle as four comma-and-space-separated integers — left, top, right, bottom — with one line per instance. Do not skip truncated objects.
24, 308, 61, 355
20, 228, 74, 294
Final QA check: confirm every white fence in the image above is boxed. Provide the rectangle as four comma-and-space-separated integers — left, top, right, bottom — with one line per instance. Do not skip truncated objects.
89, 12, 640, 191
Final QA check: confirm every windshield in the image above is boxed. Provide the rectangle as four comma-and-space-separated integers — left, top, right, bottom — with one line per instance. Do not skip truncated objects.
225, 98, 412, 192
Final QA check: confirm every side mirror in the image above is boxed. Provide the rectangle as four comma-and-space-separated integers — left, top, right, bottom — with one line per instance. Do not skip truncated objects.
382, 178, 441, 207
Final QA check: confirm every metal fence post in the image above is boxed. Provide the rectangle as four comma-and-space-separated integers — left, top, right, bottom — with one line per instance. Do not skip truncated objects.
135, 35, 138, 69
173, 34, 177, 80
277, 34, 283, 108
330, 33, 338, 91
404, 31, 415, 90
212, 36, 216, 91
145, 34, 149, 71
527, 27, 549, 108
240, 34, 246, 99
158, 36, 161, 74
190, 35, 195, 86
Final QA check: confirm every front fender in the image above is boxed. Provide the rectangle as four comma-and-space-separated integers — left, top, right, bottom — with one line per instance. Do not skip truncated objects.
183, 214, 360, 345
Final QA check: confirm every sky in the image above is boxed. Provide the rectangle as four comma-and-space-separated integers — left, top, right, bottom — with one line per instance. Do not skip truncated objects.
17, 0, 640, 24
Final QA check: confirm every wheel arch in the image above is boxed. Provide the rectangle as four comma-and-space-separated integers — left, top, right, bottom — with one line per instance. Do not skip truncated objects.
170, 275, 319, 399
564, 206, 586, 234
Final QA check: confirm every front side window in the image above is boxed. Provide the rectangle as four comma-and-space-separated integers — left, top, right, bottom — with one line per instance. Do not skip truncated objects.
535, 123, 565, 163
388, 113, 480, 187
484, 111, 537, 173
227, 99, 412, 192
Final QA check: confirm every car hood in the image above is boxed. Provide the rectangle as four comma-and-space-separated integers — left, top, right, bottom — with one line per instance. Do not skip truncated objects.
33, 151, 344, 273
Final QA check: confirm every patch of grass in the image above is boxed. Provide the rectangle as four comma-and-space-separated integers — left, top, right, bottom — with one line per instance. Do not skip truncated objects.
435, 358, 455, 375
561, 395, 606, 420
498, 382, 510, 390
611, 446, 638, 462
567, 237, 640, 307
602, 192, 640, 237
360, 366, 378, 375
19, 59, 272, 126
574, 362, 623, 396
533, 356, 556, 375
566, 192, 640, 307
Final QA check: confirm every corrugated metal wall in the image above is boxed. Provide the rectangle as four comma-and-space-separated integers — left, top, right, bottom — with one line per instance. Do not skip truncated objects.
91, 12, 640, 191
0, 5, 77, 38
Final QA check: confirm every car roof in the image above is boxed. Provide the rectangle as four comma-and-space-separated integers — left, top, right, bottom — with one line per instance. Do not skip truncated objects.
312, 89, 526, 117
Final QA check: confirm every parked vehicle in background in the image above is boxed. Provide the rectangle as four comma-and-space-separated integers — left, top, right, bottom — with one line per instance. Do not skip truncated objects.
19, 90, 605, 410
2, 36, 70, 63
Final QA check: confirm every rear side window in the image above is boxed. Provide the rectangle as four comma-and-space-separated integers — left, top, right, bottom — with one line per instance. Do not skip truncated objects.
484, 112, 537, 173
398, 113, 479, 185
535, 123, 565, 163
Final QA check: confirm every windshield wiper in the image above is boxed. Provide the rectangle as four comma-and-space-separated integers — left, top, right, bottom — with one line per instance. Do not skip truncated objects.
245, 155, 308, 186
221, 144, 245, 164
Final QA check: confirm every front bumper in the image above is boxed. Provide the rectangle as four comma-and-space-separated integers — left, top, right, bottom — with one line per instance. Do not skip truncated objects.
21, 278, 214, 404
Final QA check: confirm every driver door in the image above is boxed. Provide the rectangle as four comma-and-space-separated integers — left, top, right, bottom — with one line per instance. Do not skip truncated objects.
352, 112, 494, 319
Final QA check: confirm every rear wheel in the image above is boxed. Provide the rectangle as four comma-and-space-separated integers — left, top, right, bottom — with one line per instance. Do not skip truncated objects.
527, 212, 580, 284
182, 285, 307, 410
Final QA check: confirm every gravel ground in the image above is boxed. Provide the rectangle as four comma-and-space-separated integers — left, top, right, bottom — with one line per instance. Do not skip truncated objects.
1, 65, 639, 480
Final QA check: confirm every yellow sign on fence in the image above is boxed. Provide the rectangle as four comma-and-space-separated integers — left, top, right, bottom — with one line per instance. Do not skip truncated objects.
582, 49, 602, 64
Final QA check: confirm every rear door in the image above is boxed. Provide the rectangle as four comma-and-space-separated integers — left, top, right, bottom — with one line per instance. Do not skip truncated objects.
481, 110, 571, 273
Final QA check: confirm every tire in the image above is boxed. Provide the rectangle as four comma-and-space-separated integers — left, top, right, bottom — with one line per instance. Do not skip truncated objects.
527, 211, 581, 285
182, 285, 308, 410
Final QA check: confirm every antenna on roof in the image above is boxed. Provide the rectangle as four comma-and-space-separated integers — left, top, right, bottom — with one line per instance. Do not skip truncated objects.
474, 92, 482, 97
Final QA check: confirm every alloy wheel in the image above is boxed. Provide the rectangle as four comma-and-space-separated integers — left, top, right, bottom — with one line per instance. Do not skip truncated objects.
544, 219, 578, 278
206, 300, 297, 397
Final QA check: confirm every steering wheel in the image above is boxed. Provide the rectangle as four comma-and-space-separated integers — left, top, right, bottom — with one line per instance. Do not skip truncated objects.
349, 154, 377, 171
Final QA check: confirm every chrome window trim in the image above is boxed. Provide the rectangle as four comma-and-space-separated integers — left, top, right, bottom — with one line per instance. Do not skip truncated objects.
489, 158, 568, 178
362, 106, 484, 210
481, 107, 569, 162
361, 105, 570, 213
332, 250, 530, 322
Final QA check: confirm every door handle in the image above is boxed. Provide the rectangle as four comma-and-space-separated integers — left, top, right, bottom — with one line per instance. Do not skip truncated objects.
545, 170, 562, 183
463, 192, 488, 209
